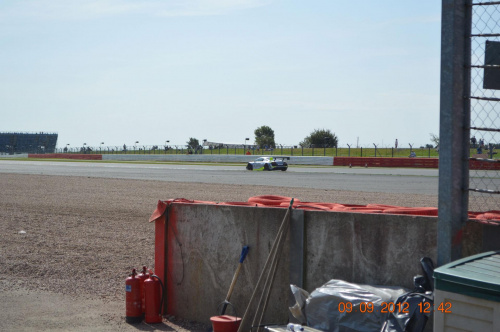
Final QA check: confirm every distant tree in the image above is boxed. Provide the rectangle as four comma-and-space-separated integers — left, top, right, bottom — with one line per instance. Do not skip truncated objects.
187, 137, 200, 151
300, 129, 338, 148
254, 125, 276, 149
430, 133, 439, 148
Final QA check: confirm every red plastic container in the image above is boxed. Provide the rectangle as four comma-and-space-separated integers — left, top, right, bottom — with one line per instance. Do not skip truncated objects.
210, 315, 241, 332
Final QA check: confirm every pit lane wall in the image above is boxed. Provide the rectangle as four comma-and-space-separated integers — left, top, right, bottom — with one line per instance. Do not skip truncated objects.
152, 203, 493, 325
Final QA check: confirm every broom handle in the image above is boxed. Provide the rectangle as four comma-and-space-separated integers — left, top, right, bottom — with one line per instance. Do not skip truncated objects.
253, 210, 291, 330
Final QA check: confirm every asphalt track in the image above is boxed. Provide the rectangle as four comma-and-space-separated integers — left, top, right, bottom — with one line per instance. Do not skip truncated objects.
0, 160, 438, 195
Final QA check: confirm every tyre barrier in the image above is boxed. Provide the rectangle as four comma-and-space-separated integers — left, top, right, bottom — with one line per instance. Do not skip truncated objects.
248, 195, 299, 206
470, 211, 500, 225
219, 202, 265, 207
340, 207, 384, 213
476, 212, 500, 220
148, 196, 500, 224
381, 207, 438, 216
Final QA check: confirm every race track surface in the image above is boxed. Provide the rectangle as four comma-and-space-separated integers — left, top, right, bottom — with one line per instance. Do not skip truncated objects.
0, 160, 439, 195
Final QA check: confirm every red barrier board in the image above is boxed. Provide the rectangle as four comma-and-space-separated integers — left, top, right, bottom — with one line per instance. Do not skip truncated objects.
334, 157, 500, 170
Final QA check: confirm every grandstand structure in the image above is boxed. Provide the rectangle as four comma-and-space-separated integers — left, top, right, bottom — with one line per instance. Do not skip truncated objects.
0, 132, 58, 154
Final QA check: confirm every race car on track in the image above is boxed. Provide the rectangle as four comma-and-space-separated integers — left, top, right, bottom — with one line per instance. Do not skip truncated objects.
246, 156, 289, 171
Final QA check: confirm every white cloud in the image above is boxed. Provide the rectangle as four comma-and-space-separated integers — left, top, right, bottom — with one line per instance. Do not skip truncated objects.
0, 0, 272, 21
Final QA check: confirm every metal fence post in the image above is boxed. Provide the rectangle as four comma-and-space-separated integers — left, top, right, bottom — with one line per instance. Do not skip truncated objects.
438, 0, 471, 265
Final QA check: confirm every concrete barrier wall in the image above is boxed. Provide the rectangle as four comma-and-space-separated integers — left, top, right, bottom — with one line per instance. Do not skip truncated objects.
154, 203, 492, 325
28, 153, 102, 160
21, 153, 332, 165
104, 154, 334, 165
155, 204, 447, 324
0, 153, 28, 158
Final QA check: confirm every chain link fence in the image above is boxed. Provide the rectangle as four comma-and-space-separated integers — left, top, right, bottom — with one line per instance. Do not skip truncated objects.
469, 1, 500, 211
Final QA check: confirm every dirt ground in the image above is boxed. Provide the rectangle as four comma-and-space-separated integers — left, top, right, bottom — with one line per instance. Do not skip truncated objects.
0, 173, 437, 331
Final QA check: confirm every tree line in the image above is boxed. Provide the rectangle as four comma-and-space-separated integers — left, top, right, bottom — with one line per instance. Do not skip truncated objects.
186, 126, 339, 152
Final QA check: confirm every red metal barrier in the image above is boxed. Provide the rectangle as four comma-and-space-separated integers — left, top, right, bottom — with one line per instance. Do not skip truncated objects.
334, 157, 500, 170
469, 159, 500, 170
28, 153, 102, 160
333, 157, 439, 168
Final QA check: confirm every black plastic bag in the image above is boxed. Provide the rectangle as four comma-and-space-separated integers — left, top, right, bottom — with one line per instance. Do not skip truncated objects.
380, 257, 435, 332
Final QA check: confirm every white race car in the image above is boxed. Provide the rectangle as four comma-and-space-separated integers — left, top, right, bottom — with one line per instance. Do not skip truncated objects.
246, 156, 289, 171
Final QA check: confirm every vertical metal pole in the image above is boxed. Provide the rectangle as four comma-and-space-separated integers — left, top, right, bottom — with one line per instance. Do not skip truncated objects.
438, 0, 471, 266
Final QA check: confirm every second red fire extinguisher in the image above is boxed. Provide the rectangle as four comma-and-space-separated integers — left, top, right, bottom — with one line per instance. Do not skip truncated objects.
144, 272, 165, 324
137, 266, 150, 314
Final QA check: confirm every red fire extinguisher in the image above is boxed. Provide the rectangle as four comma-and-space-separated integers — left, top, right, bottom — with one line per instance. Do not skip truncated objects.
137, 266, 150, 314
125, 269, 142, 323
144, 272, 165, 324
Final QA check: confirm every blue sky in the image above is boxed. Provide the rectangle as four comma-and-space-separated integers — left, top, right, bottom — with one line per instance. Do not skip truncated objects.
0, 1, 441, 149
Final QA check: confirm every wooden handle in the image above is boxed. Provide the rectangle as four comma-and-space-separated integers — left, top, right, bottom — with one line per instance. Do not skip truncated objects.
225, 263, 242, 302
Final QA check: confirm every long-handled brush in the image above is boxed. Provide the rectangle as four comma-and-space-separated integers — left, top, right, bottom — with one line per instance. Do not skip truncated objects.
220, 245, 250, 315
